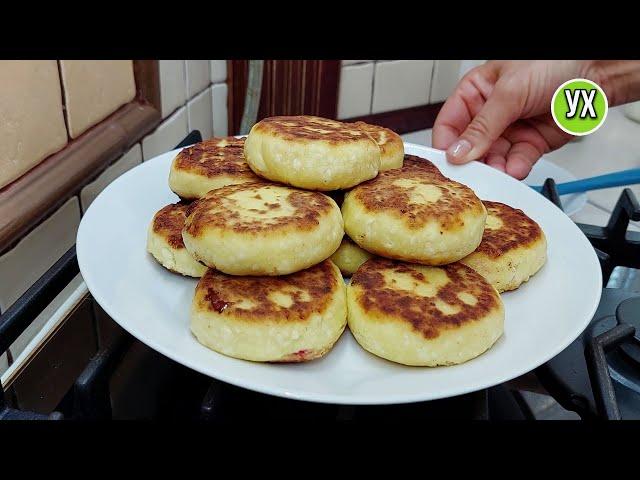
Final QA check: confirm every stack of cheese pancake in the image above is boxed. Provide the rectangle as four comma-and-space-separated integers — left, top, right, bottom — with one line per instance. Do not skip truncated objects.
145, 115, 547, 367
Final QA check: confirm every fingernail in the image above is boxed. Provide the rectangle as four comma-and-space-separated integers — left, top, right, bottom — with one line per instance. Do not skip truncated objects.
446, 139, 472, 163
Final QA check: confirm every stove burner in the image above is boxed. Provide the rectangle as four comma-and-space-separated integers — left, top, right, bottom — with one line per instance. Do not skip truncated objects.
616, 297, 640, 365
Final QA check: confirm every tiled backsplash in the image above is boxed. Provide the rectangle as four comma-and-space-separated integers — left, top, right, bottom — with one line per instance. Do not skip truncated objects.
211, 83, 228, 136
142, 107, 188, 160
147, 60, 228, 160
59, 60, 136, 139
0, 61, 68, 190
337, 60, 467, 120
185, 60, 211, 98
159, 60, 187, 118
187, 88, 214, 141
0, 60, 229, 381
337, 63, 374, 119
372, 60, 434, 113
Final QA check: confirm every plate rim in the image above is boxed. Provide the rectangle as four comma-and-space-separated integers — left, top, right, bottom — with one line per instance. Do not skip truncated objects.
77, 142, 603, 405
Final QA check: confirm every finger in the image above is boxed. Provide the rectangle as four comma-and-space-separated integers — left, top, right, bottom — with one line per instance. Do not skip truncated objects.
524, 114, 575, 151
499, 115, 574, 179
505, 142, 542, 179
431, 123, 460, 151
433, 66, 496, 150
432, 92, 472, 150
483, 136, 511, 172
485, 154, 507, 172
447, 76, 523, 165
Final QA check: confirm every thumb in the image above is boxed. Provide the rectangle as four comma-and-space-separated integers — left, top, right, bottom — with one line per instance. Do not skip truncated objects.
447, 81, 522, 164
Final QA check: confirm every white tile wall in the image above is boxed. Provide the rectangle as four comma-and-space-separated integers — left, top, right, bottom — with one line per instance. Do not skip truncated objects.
337, 63, 374, 120
210, 60, 227, 84
212, 83, 228, 136
187, 87, 213, 140
430, 60, 462, 104
159, 60, 187, 118
80, 143, 142, 212
372, 60, 434, 114
142, 107, 188, 160
185, 60, 211, 98
0, 197, 81, 312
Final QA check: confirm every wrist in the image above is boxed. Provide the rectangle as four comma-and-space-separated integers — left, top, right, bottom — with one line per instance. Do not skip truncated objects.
582, 60, 640, 107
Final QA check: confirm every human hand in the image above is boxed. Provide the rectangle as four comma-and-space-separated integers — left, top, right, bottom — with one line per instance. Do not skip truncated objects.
432, 60, 595, 179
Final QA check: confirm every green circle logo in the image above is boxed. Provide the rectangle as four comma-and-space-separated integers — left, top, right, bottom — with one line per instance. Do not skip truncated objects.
551, 78, 608, 136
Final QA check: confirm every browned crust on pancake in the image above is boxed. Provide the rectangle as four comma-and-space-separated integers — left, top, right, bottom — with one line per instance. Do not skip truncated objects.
172, 137, 261, 182
350, 258, 499, 339
352, 121, 402, 157
152, 201, 192, 249
475, 201, 544, 258
253, 116, 377, 144
194, 260, 339, 322
349, 155, 483, 230
184, 183, 336, 236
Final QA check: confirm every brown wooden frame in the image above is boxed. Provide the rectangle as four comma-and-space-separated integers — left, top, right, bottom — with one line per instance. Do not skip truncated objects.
228, 60, 341, 135
0, 60, 162, 254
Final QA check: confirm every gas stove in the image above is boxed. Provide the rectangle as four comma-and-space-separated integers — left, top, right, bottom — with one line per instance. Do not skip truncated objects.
0, 131, 638, 421
535, 180, 640, 419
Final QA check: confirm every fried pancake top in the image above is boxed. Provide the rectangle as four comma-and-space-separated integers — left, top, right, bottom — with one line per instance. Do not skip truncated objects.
350, 258, 500, 339
152, 201, 191, 249
252, 116, 376, 144
184, 183, 337, 236
474, 201, 545, 258
194, 260, 340, 322
172, 137, 261, 182
352, 121, 403, 156
348, 155, 484, 230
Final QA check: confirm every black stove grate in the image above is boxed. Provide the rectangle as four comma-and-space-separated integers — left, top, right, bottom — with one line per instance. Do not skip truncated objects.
536, 181, 640, 419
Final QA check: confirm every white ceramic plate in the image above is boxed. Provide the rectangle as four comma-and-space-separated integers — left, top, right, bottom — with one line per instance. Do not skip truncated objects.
77, 144, 602, 405
524, 159, 587, 216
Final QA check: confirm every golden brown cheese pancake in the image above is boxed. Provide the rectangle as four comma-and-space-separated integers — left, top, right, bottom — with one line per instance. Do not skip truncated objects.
168, 137, 264, 199
146, 202, 207, 277
191, 260, 347, 362
243, 115, 381, 190
182, 182, 344, 276
352, 121, 404, 171
460, 201, 547, 292
347, 258, 504, 366
342, 155, 487, 265
330, 236, 374, 276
